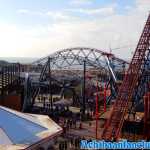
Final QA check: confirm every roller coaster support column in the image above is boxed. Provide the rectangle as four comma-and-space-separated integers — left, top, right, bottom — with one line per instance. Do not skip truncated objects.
96, 81, 99, 139
145, 92, 150, 139
144, 94, 148, 139
1, 67, 4, 101
104, 83, 107, 112
82, 60, 86, 116
18, 63, 21, 83
48, 57, 53, 111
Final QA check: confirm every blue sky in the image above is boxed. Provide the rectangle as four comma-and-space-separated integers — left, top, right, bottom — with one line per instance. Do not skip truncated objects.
0, 0, 135, 26
0, 0, 149, 59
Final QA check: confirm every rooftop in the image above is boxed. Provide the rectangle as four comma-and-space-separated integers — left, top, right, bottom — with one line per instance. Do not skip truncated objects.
0, 106, 62, 149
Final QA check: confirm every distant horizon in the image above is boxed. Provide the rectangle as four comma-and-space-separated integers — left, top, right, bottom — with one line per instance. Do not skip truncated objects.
0, 55, 130, 64
0, 57, 40, 64
0, 0, 149, 59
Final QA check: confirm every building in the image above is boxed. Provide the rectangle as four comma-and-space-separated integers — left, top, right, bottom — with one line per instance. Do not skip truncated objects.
0, 106, 62, 150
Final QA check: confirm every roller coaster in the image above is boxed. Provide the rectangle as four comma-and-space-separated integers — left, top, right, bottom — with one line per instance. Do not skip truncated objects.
1, 13, 150, 141
22, 47, 129, 112
101, 13, 150, 140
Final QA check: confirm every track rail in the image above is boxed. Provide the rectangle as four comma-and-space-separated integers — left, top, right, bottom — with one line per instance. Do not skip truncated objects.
101, 13, 150, 140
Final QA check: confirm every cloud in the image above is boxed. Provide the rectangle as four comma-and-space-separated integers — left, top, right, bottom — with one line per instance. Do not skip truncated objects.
67, 5, 115, 16
17, 9, 74, 21
1, 0, 150, 60
17, 9, 29, 14
46, 11, 71, 20
135, 0, 150, 13
0, 23, 36, 57
70, 0, 93, 5
17, 9, 43, 16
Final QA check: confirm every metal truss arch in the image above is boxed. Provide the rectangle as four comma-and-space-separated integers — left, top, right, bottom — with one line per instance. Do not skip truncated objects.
24, 47, 129, 112
33, 47, 129, 72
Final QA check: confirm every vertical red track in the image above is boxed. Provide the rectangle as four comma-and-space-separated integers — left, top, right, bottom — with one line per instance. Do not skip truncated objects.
144, 95, 148, 136
144, 93, 150, 139
95, 82, 99, 139
101, 14, 150, 140
104, 83, 107, 112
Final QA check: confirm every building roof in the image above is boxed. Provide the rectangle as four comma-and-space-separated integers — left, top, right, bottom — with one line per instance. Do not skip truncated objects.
0, 106, 62, 149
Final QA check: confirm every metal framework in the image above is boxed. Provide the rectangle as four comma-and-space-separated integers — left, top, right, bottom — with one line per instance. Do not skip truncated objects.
23, 47, 129, 112
133, 49, 150, 110
33, 47, 128, 72
144, 93, 150, 139
0, 63, 20, 98
101, 13, 150, 140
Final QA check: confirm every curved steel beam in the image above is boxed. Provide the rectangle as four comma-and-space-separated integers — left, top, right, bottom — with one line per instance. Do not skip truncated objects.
32, 47, 129, 72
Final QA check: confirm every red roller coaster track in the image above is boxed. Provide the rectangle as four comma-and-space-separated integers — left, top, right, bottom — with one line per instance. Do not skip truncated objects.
101, 13, 150, 140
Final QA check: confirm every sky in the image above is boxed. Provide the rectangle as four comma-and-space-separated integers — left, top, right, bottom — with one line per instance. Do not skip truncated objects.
0, 0, 150, 59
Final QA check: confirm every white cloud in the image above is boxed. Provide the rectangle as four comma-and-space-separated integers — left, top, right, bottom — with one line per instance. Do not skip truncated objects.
82, 7, 114, 15
1, 0, 150, 60
17, 9, 74, 21
67, 6, 115, 16
135, 0, 150, 15
0, 23, 36, 57
17, 9, 29, 14
46, 11, 71, 20
70, 0, 93, 5
17, 9, 43, 16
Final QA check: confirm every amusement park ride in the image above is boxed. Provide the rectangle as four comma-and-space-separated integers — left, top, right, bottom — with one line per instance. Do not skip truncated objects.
0, 13, 150, 141
101, 13, 150, 140
22, 47, 128, 112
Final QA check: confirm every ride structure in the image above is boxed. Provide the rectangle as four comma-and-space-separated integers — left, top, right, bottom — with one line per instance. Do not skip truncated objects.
101, 13, 150, 141
22, 47, 128, 113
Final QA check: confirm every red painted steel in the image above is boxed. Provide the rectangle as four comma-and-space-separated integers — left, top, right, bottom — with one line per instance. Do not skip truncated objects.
148, 93, 150, 119
144, 95, 148, 134
95, 82, 99, 139
144, 93, 150, 139
104, 83, 107, 112
101, 14, 150, 140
